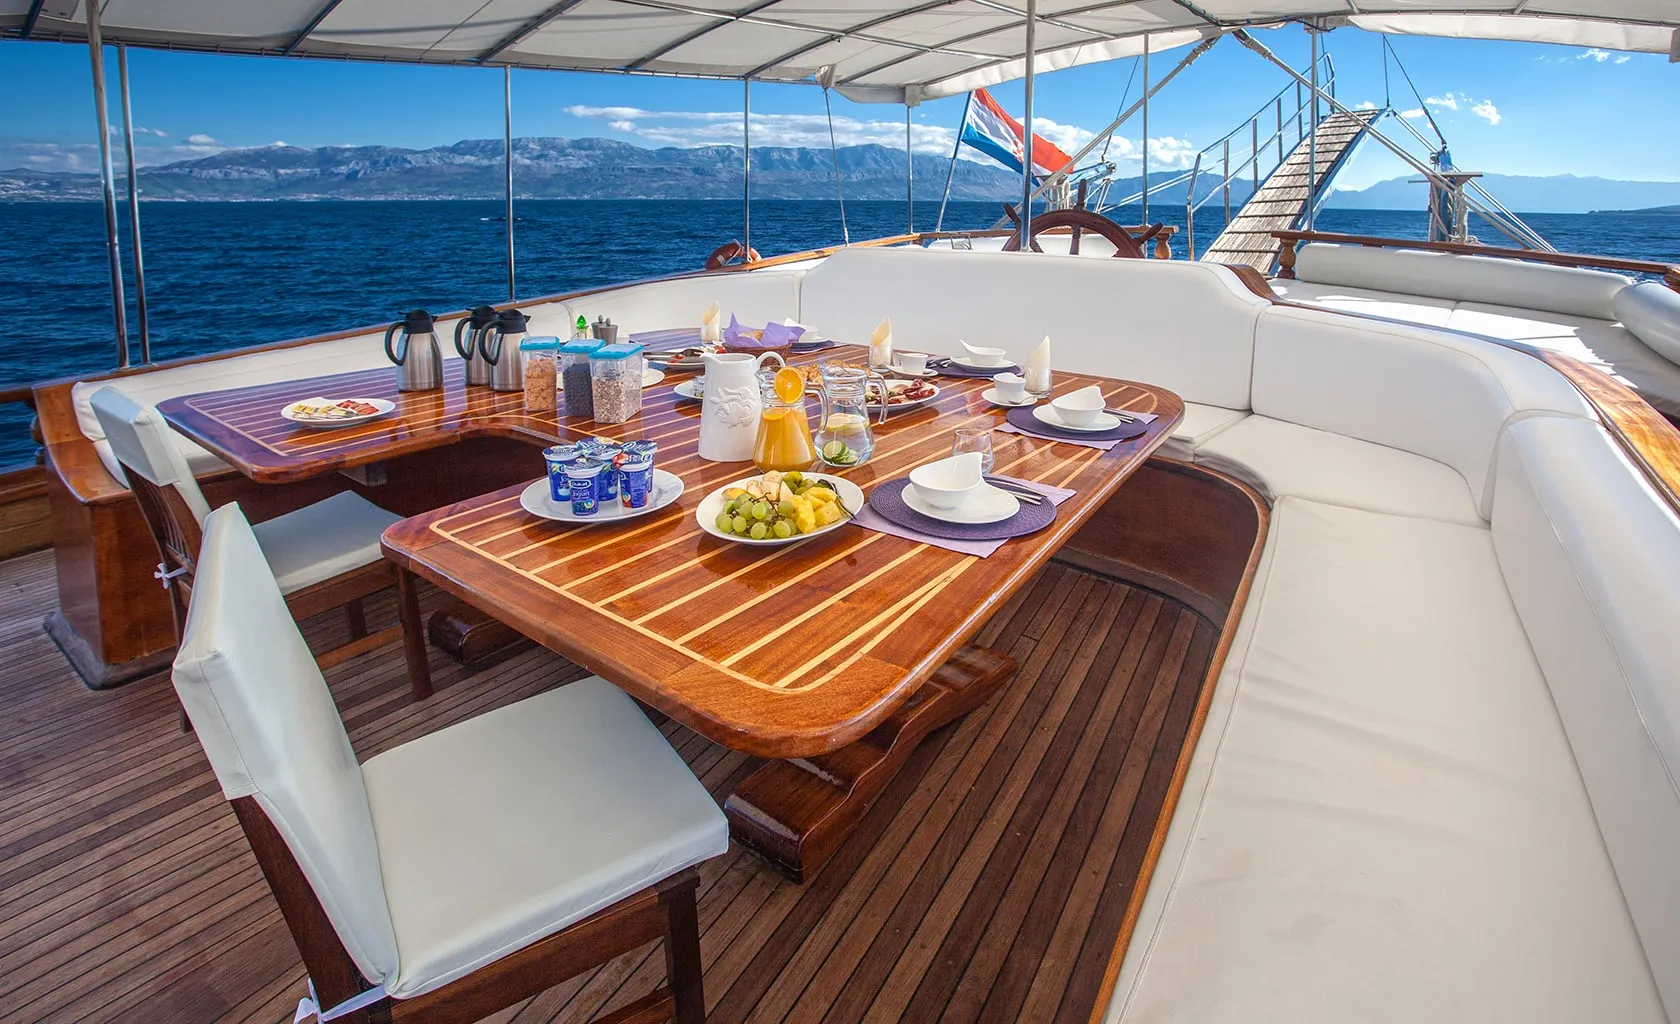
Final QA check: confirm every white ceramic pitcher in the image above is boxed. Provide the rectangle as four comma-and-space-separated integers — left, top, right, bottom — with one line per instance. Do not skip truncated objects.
698, 351, 783, 462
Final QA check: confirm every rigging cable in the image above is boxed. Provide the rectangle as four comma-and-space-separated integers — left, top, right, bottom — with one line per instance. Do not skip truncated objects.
817, 65, 851, 245
1384, 36, 1447, 150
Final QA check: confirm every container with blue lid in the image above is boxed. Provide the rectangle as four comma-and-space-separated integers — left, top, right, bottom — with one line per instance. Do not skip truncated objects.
559, 339, 606, 418
590, 343, 646, 424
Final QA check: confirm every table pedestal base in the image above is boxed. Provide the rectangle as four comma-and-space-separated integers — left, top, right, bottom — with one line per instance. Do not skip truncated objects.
725, 645, 1016, 883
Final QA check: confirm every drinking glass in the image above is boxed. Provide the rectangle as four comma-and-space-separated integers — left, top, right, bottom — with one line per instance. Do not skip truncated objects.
952, 426, 995, 473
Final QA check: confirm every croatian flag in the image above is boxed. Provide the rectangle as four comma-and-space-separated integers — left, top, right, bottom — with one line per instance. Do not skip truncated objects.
958, 87, 1073, 179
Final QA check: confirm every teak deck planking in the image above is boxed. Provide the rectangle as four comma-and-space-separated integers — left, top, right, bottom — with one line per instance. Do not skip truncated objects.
0, 540, 1221, 1024
161, 346, 1182, 758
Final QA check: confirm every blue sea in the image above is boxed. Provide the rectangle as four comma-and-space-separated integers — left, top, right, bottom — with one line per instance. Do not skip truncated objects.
2, 198, 1677, 465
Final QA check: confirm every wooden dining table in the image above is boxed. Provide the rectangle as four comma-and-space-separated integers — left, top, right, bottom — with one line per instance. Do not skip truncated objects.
161, 343, 1183, 880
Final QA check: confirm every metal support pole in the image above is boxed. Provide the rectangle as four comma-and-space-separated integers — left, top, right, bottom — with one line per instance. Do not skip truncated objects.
1252, 116, 1259, 195
1140, 34, 1149, 224
503, 66, 515, 302
822, 84, 849, 245
1276, 96, 1284, 168
1307, 30, 1318, 231
117, 44, 148, 364
935, 90, 972, 232
905, 105, 914, 233
1019, 0, 1037, 251
1222, 138, 1230, 226
743, 78, 751, 254
85, 4, 129, 369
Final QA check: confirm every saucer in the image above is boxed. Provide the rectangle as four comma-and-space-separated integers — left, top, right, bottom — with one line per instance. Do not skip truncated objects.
1033, 404, 1121, 433
903, 481, 1019, 524
950, 355, 1014, 371
980, 387, 1036, 408
887, 364, 938, 379
673, 378, 703, 400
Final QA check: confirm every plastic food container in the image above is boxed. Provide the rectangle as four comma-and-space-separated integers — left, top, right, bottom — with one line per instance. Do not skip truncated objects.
520, 337, 562, 411
589, 342, 645, 425
559, 338, 604, 418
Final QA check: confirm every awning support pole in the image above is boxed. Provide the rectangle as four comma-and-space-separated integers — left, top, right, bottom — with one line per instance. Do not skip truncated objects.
1019, 0, 1036, 251
934, 91, 972, 232
504, 66, 516, 302
1307, 28, 1318, 231
905, 105, 914, 234
743, 78, 751, 254
117, 43, 149, 365
85, 3, 129, 369
1140, 33, 1149, 225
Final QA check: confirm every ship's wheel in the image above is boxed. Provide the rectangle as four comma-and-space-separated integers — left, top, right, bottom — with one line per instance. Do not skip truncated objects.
1002, 205, 1155, 258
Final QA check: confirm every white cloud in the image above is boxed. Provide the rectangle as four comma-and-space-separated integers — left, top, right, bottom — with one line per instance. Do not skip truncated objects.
1579, 48, 1613, 62
185, 133, 217, 145
1470, 100, 1501, 125
1353, 100, 1378, 111
1424, 93, 1460, 111
133, 126, 168, 138
1400, 108, 1426, 119
1615, 55, 1631, 64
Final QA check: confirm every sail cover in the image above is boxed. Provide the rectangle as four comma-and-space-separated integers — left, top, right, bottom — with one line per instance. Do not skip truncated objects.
2, 2, 1674, 103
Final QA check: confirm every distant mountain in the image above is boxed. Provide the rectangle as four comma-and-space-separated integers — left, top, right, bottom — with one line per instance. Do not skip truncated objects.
0, 137, 1251, 207
1596, 204, 1680, 215
1325, 173, 1680, 214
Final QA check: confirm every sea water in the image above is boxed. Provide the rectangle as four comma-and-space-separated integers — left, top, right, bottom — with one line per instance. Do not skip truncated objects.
2, 198, 1676, 464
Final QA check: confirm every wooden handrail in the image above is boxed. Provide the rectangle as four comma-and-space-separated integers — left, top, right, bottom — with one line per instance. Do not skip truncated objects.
0, 385, 37, 407
1275, 229, 1680, 287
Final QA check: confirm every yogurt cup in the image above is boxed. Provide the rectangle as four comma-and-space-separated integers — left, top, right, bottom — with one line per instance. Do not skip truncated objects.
617, 457, 655, 509
580, 441, 622, 499
543, 444, 580, 501
564, 458, 605, 516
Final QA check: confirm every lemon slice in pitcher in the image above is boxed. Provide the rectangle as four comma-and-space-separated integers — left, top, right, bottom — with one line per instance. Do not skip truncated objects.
773, 365, 806, 403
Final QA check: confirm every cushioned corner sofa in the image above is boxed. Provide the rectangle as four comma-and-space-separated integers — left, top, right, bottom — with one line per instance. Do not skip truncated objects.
1273, 240, 1680, 419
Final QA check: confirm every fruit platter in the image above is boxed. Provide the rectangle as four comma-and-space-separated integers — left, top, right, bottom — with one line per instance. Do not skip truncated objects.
280, 397, 395, 428
696, 470, 863, 546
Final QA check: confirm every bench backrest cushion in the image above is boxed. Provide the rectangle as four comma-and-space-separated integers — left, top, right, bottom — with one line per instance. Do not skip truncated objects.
1252, 304, 1594, 519
1491, 415, 1680, 1018
554, 269, 805, 342
1294, 242, 1631, 320
798, 247, 1269, 410
1613, 281, 1680, 368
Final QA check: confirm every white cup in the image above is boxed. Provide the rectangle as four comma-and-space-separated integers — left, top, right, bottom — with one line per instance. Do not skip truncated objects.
993, 371, 1027, 403
895, 351, 929, 375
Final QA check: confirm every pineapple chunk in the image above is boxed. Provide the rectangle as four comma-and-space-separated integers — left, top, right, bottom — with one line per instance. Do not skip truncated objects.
722, 487, 747, 500
814, 501, 843, 527
806, 486, 838, 505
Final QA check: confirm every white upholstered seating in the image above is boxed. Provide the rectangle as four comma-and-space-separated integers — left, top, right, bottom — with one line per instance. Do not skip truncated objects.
175, 503, 729, 1000
89, 386, 401, 597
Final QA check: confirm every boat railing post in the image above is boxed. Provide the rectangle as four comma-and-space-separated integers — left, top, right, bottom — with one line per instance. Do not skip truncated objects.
1185, 152, 1200, 259
1019, 0, 1037, 251
905, 103, 914, 234
743, 78, 751, 255
1276, 96, 1284, 169
117, 43, 148, 365
1222, 137, 1231, 228
1251, 116, 1259, 195
504, 65, 515, 302
85, 2, 129, 369
1140, 33, 1149, 226
1308, 28, 1318, 232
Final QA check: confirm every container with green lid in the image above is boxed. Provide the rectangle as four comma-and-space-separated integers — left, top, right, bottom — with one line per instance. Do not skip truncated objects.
590, 343, 646, 424
560, 339, 606, 418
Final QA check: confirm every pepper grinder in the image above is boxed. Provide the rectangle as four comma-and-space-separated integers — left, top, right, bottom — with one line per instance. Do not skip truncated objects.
591, 316, 620, 344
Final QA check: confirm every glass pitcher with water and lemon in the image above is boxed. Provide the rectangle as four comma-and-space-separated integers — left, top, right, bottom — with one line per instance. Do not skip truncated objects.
814, 362, 884, 468
752, 366, 818, 472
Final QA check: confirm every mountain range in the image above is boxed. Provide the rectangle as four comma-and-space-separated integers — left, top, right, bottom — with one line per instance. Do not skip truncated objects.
1325, 173, 1680, 214
0, 137, 1247, 206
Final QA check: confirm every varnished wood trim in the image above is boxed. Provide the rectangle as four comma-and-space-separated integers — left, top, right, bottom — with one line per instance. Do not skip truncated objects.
1274, 229, 1680, 284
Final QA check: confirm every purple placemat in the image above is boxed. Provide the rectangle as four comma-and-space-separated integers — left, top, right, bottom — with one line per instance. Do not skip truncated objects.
866, 478, 1057, 542
928, 358, 1023, 380
1003, 404, 1150, 443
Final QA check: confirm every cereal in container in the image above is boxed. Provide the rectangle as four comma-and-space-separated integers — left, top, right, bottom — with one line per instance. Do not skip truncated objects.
590, 342, 645, 425
559, 338, 604, 418
519, 337, 561, 411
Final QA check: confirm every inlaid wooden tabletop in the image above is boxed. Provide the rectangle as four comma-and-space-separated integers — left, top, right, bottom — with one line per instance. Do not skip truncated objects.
340, 344, 1183, 758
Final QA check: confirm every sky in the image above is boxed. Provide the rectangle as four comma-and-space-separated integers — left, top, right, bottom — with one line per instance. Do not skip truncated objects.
1, 24, 1676, 192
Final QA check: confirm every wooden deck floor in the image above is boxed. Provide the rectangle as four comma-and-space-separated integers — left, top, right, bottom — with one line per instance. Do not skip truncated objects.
0, 549, 1217, 1024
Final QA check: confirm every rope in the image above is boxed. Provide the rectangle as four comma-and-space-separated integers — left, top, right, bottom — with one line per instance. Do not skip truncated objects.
1099, 57, 1140, 163
1384, 37, 1446, 149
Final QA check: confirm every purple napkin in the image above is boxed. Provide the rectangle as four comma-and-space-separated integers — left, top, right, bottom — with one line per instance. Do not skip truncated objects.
997, 404, 1152, 450
722, 313, 748, 346
853, 476, 1075, 557
760, 321, 804, 348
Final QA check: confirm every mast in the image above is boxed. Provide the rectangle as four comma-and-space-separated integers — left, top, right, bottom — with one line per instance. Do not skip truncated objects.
85, 2, 129, 369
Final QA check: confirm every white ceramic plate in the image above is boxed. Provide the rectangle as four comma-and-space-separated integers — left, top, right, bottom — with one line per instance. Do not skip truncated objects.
559, 367, 664, 391
673, 378, 703, 401
902, 481, 1020, 524
280, 397, 395, 429
868, 382, 941, 410
519, 470, 684, 524
980, 388, 1036, 408
695, 473, 863, 546
949, 355, 1015, 371
1033, 404, 1121, 433
885, 364, 939, 379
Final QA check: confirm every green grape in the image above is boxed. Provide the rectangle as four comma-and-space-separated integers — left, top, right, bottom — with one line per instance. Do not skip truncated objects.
777, 498, 797, 517
751, 500, 771, 521
714, 512, 734, 533
749, 521, 770, 540
731, 514, 748, 534
772, 519, 793, 539
783, 471, 802, 485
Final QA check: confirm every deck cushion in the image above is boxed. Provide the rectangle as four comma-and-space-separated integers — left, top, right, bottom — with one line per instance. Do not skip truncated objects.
1270, 277, 1456, 327
1108, 497, 1665, 1024
1158, 403, 1246, 461
1193, 415, 1482, 525
248, 490, 403, 595
798, 247, 1269, 411
1613, 280, 1680, 368
1492, 416, 1680, 1018
363, 676, 729, 999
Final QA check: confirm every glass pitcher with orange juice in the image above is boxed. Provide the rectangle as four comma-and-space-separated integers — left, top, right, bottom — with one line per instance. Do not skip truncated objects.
752, 366, 817, 472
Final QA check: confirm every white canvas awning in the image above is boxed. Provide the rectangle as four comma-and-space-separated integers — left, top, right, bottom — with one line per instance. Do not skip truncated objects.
3, 1, 1675, 102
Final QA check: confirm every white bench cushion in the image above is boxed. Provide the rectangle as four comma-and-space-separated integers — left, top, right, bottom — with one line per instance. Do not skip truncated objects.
1614, 281, 1680, 368
1194, 415, 1483, 525
249, 491, 403, 595
1271, 278, 1456, 327
1492, 416, 1680, 1017
363, 676, 728, 999
798, 247, 1269, 411
1109, 497, 1665, 1024
555, 269, 805, 342
1159, 403, 1246, 462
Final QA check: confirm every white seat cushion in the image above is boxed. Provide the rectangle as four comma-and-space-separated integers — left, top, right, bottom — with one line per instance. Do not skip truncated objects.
249, 491, 403, 594
1158, 403, 1245, 462
362, 676, 729, 999
1193, 415, 1483, 525
1614, 281, 1680, 368
1271, 278, 1456, 327
1109, 497, 1665, 1024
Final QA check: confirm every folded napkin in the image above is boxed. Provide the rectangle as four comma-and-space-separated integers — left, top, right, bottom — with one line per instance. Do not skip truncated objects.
1024, 335, 1052, 394
700, 302, 721, 344
870, 317, 893, 366
997, 409, 1157, 451
851, 476, 1075, 557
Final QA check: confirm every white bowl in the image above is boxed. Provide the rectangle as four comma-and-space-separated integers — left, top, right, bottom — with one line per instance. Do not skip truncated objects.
1051, 385, 1105, 427
908, 452, 984, 510
960, 340, 1008, 366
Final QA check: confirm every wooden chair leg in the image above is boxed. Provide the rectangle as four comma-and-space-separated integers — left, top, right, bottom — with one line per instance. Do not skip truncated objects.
344, 597, 369, 640
179, 705, 193, 733
394, 568, 434, 701
662, 878, 705, 1024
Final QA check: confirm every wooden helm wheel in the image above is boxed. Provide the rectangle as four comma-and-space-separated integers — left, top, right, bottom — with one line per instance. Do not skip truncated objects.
1002, 208, 1148, 258
705, 240, 762, 270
